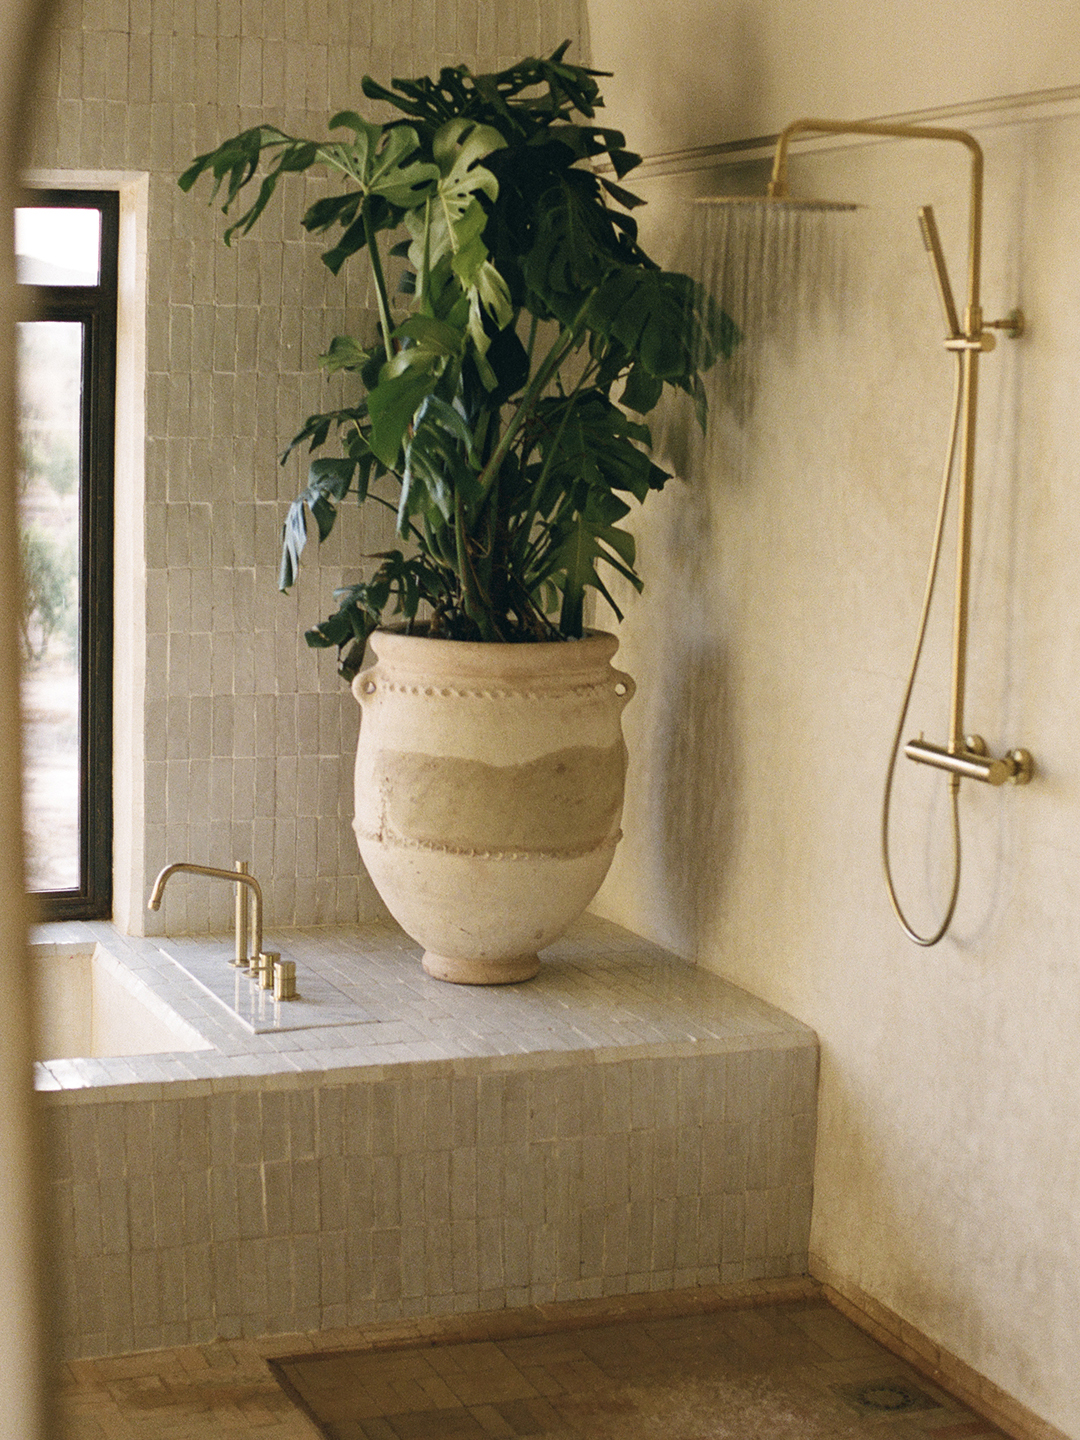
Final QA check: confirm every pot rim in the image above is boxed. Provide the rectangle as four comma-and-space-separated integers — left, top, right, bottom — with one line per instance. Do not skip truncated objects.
352, 627, 626, 695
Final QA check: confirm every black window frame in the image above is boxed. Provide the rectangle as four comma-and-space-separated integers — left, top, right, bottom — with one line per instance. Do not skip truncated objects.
18, 188, 118, 919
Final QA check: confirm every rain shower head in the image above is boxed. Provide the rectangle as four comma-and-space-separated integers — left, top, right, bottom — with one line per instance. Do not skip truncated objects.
695, 195, 858, 211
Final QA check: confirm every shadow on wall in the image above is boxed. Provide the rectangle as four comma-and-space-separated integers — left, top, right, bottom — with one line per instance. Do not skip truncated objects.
651, 627, 738, 958
588, 0, 771, 157
628, 183, 859, 958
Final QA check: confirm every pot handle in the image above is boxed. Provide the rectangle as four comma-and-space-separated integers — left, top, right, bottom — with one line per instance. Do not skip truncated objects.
612, 669, 636, 706
351, 666, 379, 707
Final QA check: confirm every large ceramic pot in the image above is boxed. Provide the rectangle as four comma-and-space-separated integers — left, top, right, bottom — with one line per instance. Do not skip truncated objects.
351, 630, 635, 984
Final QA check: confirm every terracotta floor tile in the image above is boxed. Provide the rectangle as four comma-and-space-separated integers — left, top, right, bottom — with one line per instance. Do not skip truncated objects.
929, 1424, 1005, 1437
278, 1304, 1008, 1440
54, 1299, 1010, 1440
788, 1306, 885, 1361
488, 1396, 566, 1435
381, 1409, 492, 1439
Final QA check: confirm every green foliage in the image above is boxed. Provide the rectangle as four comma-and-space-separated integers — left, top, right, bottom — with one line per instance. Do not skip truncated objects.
20, 433, 77, 498
20, 524, 75, 664
181, 44, 735, 679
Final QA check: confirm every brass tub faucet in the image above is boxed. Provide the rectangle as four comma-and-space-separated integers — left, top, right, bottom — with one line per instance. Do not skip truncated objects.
148, 860, 263, 968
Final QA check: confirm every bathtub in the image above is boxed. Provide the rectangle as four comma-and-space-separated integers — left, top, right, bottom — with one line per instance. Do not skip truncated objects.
32, 917, 818, 1361
31, 940, 212, 1060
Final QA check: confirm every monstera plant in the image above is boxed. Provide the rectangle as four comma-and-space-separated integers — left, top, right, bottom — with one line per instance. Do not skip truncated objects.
181, 45, 733, 679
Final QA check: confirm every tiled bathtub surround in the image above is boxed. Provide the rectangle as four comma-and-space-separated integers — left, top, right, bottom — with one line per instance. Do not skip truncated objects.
35, 915, 818, 1360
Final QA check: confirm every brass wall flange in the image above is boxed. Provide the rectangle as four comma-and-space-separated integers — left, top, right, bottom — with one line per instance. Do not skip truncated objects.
1006, 748, 1034, 785
988, 307, 1025, 339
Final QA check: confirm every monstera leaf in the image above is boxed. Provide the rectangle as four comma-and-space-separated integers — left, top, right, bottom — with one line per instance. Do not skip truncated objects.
178, 125, 315, 241
179, 119, 439, 256
588, 267, 739, 386
366, 368, 440, 469
279, 455, 371, 590
306, 552, 452, 678
321, 113, 439, 206
532, 392, 668, 504
540, 487, 642, 636
405, 119, 512, 354
399, 394, 482, 531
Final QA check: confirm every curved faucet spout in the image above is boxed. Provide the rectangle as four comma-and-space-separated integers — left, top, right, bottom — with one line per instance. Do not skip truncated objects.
148, 861, 263, 966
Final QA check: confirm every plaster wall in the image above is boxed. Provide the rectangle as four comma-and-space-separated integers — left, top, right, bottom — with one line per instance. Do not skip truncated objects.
587, 0, 1080, 157
587, 3, 1080, 1435
23, 0, 587, 937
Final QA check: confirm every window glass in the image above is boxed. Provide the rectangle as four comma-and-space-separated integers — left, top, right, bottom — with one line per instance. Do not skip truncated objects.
18, 320, 83, 891
15, 190, 116, 918
15, 207, 101, 285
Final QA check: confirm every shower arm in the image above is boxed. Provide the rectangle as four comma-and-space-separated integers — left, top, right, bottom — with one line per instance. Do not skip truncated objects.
768, 117, 985, 320
770, 118, 1030, 783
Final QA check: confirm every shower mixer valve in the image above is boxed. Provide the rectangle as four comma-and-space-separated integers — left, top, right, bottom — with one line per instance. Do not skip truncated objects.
904, 733, 1033, 787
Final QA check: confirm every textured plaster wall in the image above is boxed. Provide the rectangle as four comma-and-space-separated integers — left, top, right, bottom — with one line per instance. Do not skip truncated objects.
24, 0, 587, 936
587, 0, 1080, 157
587, 2, 1080, 1435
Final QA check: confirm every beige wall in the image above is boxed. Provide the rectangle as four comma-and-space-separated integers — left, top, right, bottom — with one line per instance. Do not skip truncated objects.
24, 0, 587, 937
588, 2, 1080, 1435
589, 0, 1080, 156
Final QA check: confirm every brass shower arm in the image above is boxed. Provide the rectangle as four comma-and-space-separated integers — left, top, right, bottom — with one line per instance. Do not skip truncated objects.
767, 118, 985, 321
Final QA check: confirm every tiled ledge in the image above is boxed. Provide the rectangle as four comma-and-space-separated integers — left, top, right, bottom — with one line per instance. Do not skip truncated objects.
33, 913, 816, 1096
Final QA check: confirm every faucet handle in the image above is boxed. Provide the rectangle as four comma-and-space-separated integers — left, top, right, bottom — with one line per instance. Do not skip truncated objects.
273, 959, 297, 1001
254, 951, 279, 990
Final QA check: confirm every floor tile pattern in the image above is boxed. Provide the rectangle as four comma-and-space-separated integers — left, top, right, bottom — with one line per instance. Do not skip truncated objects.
272, 1300, 1008, 1439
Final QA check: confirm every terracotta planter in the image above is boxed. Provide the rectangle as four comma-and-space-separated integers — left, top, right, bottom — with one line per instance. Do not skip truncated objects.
351, 630, 635, 984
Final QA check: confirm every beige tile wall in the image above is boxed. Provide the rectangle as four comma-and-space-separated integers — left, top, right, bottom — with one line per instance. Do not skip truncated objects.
44, 1045, 817, 1358
26, 0, 587, 932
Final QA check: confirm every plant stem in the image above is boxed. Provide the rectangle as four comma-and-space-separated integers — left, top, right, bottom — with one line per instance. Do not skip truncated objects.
473, 297, 592, 513
453, 491, 494, 639
513, 361, 597, 569
362, 203, 397, 358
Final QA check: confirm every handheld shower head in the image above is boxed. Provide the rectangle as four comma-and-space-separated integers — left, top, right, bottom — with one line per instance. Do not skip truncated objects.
917, 204, 962, 340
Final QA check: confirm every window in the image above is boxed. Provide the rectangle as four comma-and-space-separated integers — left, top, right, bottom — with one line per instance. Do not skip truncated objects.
16, 189, 117, 918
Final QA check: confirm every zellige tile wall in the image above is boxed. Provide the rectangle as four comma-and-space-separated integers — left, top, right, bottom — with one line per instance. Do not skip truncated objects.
37, 915, 818, 1359
47, 1049, 817, 1358
26, 0, 587, 933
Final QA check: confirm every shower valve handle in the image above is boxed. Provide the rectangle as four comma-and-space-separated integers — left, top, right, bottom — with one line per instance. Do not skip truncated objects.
905, 734, 1033, 786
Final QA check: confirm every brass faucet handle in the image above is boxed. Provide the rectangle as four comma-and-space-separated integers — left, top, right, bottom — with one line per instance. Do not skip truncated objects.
255, 951, 279, 990
273, 959, 297, 1001
907, 734, 1034, 786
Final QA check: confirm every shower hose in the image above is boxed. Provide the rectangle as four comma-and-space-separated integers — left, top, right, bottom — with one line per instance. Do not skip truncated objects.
880, 351, 965, 946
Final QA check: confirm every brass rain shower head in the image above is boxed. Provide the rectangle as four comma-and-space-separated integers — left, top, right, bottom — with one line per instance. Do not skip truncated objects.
695, 195, 858, 210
